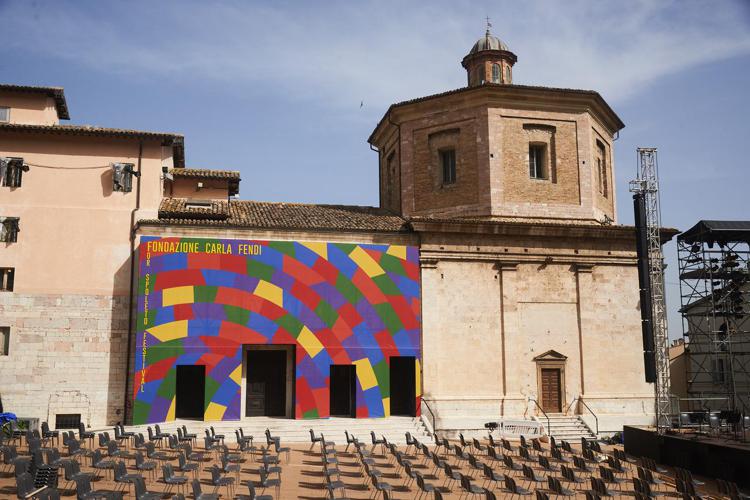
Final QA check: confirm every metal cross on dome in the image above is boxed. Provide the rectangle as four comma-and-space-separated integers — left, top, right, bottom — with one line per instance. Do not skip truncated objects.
485, 16, 492, 35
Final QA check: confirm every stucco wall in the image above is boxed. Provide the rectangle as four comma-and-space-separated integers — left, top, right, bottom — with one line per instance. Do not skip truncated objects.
0, 92, 59, 126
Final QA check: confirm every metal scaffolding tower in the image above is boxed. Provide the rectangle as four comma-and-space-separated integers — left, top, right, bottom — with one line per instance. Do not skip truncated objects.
678, 221, 750, 414
629, 148, 672, 432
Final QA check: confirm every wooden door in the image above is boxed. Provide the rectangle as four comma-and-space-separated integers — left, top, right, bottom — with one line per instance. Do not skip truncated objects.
540, 368, 562, 413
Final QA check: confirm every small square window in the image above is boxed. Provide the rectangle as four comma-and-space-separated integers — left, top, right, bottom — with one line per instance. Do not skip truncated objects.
440, 149, 456, 185
529, 144, 547, 179
0, 327, 9, 356
0, 217, 20, 243
0, 107, 8, 123
0, 268, 14, 291
1, 157, 28, 188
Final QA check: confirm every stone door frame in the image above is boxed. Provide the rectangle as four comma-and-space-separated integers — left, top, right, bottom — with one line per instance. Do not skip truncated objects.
533, 350, 567, 413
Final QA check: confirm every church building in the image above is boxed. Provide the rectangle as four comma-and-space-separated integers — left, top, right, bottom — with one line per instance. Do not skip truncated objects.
0, 30, 662, 435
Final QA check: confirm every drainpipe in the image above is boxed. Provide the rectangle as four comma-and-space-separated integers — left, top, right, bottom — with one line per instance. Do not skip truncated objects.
123, 141, 143, 425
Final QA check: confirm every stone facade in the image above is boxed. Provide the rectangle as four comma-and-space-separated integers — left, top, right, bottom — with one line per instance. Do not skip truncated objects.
0, 293, 129, 427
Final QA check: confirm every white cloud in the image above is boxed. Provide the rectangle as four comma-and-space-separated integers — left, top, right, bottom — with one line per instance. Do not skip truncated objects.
4, 0, 750, 108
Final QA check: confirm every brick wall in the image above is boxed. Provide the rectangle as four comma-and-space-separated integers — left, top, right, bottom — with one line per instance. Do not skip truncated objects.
0, 293, 130, 428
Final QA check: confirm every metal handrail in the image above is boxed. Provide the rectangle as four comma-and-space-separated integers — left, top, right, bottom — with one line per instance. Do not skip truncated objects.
578, 398, 599, 436
528, 398, 551, 438
421, 399, 438, 435
564, 397, 579, 416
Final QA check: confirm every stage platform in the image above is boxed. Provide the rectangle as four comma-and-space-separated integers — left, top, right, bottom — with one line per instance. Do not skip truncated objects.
624, 425, 750, 488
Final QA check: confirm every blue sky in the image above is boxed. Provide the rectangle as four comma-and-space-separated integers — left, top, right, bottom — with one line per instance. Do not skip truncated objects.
3, 0, 750, 335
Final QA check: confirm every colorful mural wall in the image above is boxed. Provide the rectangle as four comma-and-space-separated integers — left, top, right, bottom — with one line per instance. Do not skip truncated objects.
133, 237, 421, 424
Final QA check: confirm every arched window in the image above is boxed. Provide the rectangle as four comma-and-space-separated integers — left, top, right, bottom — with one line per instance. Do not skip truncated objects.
474, 65, 484, 85
491, 64, 501, 83
505, 66, 511, 83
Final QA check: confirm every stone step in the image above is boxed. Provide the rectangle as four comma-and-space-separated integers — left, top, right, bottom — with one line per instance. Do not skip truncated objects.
106, 416, 431, 444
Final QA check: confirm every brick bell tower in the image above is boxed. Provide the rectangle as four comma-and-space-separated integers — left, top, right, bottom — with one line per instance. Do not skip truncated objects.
461, 23, 517, 87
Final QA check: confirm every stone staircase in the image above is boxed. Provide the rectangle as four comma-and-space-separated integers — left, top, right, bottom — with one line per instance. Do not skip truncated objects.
545, 415, 597, 441
110, 416, 431, 444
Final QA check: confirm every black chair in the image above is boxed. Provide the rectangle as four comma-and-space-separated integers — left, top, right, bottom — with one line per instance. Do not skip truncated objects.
676, 478, 704, 499
191, 479, 219, 500
146, 427, 162, 447
591, 477, 613, 497
209, 426, 225, 444
77, 423, 94, 448
161, 463, 188, 495
73, 474, 111, 500
133, 476, 162, 500
460, 473, 485, 498
599, 466, 625, 488
574, 454, 592, 474
259, 467, 281, 498
176, 451, 199, 478
504, 475, 532, 496
208, 464, 235, 497
483, 462, 505, 490
344, 430, 357, 452
637, 465, 665, 492
416, 471, 436, 499
41, 422, 59, 448
548, 476, 575, 497
154, 424, 170, 442
370, 431, 386, 454
310, 428, 323, 449
246, 481, 273, 500
371, 473, 394, 499
90, 449, 115, 480
521, 463, 543, 489
113, 460, 141, 495
717, 478, 750, 500
539, 454, 559, 473
561, 464, 586, 485
134, 451, 157, 479
442, 461, 462, 490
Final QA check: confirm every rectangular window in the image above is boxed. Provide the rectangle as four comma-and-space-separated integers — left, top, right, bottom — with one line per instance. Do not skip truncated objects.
0, 327, 9, 356
0, 107, 8, 122
0, 217, 19, 243
0, 268, 14, 292
112, 163, 136, 192
1, 157, 28, 188
529, 144, 546, 179
55, 413, 81, 429
596, 141, 608, 197
440, 149, 456, 185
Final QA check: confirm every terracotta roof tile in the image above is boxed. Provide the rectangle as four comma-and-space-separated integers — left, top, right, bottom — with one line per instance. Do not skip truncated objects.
149, 198, 410, 232
0, 84, 69, 119
170, 168, 241, 180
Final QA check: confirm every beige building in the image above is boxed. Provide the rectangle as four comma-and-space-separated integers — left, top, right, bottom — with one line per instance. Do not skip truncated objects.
0, 32, 665, 436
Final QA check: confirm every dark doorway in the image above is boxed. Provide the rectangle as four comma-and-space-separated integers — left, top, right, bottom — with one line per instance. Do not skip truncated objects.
329, 365, 356, 417
390, 356, 416, 416
175, 365, 205, 420
246, 349, 288, 417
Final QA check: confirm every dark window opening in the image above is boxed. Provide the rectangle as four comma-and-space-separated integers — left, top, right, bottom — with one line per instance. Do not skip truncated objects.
1, 157, 28, 188
112, 163, 138, 193
596, 141, 608, 197
505, 66, 511, 83
0, 327, 8, 355
0, 268, 14, 292
529, 144, 546, 179
55, 413, 81, 429
440, 149, 456, 185
0, 217, 20, 243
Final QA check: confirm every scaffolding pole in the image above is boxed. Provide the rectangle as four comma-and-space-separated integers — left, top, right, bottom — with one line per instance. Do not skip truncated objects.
630, 148, 672, 432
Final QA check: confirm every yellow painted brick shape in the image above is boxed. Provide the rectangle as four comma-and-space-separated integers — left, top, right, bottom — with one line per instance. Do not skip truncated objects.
349, 246, 385, 278
204, 402, 226, 421
162, 286, 194, 306
229, 365, 242, 386
386, 245, 407, 260
147, 320, 188, 342
301, 241, 328, 260
354, 358, 378, 391
254, 280, 283, 307
297, 326, 324, 359
166, 397, 176, 421
382, 397, 390, 417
